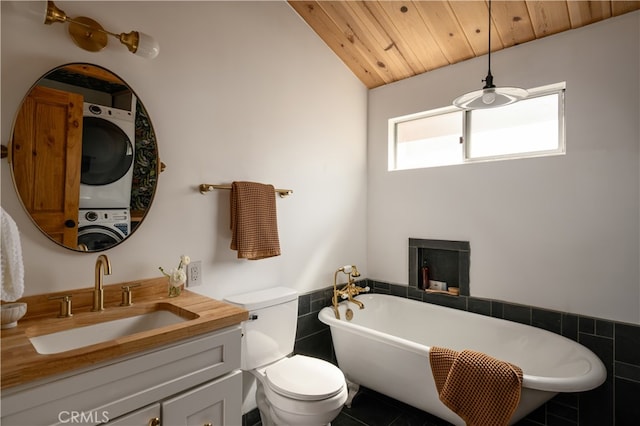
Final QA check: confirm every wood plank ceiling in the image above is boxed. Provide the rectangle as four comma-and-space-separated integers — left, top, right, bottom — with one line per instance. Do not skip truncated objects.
288, 1, 640, 89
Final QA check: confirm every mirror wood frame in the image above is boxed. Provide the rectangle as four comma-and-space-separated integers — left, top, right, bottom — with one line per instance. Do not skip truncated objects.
8, 63, 160, 253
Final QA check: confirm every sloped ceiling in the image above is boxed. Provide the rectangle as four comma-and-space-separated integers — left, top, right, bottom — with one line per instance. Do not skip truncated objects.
289, 1, 640, 88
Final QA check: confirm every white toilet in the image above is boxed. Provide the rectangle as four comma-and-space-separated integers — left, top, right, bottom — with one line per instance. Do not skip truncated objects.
224, 287, 347, 426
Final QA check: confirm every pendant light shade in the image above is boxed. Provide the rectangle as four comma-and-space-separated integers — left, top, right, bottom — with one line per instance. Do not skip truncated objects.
453, 0, 527, 109
452, 81, 528, 109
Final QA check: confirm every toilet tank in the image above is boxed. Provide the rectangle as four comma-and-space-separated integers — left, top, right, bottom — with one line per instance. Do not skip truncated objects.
224, 287, 298, 370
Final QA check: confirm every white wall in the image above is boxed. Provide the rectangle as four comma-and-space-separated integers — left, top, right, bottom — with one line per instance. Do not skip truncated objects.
367, 12, 640, 324
2, 4, 637, 323
1, 1, 367, 300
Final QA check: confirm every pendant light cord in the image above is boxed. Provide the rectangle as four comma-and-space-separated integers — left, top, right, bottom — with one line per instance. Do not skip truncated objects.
483, 0, 495, 89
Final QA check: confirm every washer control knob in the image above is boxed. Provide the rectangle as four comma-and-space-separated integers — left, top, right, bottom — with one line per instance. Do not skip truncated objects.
88, 104, 102, 115
85, 211, 98, 221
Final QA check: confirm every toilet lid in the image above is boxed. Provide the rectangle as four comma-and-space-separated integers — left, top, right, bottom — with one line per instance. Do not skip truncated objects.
265, 355, 345, 401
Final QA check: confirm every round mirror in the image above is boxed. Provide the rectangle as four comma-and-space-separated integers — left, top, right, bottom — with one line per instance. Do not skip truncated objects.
9, 63, 159, 252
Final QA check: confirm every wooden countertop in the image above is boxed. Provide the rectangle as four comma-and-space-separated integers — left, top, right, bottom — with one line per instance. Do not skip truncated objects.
0, 277, 248, 390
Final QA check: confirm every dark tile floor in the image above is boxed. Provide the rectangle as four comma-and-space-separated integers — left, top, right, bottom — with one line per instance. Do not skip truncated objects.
246, 386, 548, 426
332, 389, 543, 426
332, 387, 453, 426
245, 386, 454, 426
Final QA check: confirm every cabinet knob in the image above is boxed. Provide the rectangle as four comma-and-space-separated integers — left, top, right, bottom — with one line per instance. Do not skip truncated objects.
147, 418, 160, 426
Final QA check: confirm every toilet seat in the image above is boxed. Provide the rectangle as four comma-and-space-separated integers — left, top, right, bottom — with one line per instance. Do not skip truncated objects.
265, 355, 345, 401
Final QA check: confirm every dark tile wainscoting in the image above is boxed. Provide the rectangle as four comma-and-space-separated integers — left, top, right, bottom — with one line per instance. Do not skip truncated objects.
242, 281, 640, 426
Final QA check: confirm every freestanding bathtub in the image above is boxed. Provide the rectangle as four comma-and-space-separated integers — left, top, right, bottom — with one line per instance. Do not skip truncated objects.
319, 293, 606, 425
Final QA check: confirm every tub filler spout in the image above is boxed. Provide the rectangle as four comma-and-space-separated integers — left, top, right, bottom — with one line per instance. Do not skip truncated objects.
332, 264, 370, 318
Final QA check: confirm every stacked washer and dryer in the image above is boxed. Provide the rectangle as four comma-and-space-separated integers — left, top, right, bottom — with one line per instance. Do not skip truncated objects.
77, 97, 136, 251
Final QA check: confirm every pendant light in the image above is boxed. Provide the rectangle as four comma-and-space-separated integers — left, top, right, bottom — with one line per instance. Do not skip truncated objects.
453, 0, 526, 109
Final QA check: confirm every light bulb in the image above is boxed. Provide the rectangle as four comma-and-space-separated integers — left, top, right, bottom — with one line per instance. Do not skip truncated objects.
135, 32, 159, 59
482, 89, 496, 105
14, 0, 50, 23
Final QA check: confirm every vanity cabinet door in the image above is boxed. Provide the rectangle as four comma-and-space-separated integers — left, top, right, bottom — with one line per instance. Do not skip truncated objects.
162, 370, 241, 426
103, 403, 160, 425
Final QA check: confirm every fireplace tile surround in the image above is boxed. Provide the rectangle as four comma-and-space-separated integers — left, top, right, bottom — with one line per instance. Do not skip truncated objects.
287, 281, 640, 426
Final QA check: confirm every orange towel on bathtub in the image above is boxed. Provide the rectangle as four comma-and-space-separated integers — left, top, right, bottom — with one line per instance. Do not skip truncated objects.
429, 347, 523, 426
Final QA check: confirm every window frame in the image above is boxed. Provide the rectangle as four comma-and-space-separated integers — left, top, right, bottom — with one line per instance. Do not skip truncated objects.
388, 82, 566, 171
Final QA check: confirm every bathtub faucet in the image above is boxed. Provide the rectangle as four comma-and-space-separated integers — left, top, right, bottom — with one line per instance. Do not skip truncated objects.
332, 264, 370, 319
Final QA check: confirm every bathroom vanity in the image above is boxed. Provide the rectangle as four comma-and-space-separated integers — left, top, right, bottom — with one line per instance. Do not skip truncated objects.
0, 278, 248, 425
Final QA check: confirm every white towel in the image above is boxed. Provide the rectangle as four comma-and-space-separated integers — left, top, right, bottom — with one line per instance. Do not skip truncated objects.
1, 208, 25, 301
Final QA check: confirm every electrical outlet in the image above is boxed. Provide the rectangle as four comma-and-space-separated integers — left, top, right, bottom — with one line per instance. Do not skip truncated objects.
187, 260, 202, 287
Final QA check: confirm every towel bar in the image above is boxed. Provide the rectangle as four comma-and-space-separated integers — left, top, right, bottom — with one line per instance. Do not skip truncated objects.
199, 184, 293, 198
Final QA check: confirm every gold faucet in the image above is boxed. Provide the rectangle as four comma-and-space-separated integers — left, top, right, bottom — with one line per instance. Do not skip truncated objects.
332, 264, 369, 319
92, 254, 112, 311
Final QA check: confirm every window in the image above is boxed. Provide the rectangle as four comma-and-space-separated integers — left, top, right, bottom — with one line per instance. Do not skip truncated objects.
389, 83, 565, 170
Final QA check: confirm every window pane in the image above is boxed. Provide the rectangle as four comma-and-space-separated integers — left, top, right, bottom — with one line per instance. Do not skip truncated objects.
467, 94, 561, 159
393, 110, 463, 169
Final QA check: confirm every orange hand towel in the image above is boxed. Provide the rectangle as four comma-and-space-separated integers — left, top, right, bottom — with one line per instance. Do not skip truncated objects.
429, 347, 523, 426
230, 181, 281, 260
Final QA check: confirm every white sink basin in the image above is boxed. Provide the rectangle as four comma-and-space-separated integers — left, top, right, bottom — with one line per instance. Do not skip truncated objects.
29, 310, 187, 355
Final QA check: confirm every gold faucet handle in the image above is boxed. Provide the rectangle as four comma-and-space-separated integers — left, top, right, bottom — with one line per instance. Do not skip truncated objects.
48, 295, 73, 318
120, 283, 142, 306
355, 285, 371, 293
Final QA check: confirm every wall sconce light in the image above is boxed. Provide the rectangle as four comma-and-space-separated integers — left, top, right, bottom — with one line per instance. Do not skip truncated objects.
41, 1, 159, 59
